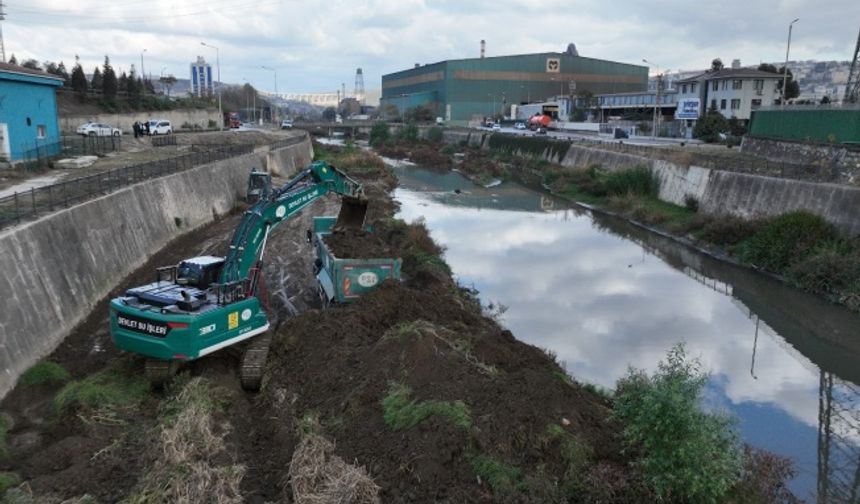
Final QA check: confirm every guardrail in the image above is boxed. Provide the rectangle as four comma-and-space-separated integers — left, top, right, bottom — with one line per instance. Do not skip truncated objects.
151, 135, 178, 147
269, 135, 306, 150
0, 144, 254, 229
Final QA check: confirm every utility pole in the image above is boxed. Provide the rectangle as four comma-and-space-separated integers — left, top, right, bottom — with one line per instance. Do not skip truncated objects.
261, 66, 278, 122
643, 59, 659, 137
200, 42, 222, 130
0, 1, 6, 63
140, 49, 147, 95
783, 18, 799, 106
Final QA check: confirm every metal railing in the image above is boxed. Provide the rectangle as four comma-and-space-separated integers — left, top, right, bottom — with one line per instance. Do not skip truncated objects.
151, 135, 178, 147
269, 135, 307, 150
20, 135, 123, 169
0, 144, 254, 229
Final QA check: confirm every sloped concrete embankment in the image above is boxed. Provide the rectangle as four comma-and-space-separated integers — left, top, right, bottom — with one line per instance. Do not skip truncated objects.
0, 139, 312, 398
457, 134, 860, 236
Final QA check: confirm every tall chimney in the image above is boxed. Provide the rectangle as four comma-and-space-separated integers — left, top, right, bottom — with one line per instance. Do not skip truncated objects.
481, 39, 486, 59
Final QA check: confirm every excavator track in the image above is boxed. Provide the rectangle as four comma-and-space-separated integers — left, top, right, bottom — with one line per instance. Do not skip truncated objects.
145, 359, 180, 389
240, 331, 272, 392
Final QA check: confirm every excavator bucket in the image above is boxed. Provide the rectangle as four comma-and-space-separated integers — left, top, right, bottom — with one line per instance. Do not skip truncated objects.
335, 195, 368, 230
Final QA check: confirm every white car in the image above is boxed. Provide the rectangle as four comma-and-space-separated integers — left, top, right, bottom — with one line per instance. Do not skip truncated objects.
514, 122, 526, 130
491, 123, 501, 132
147, 120, 172, 135
77, 122, 122, 137
281, 119, 293, 129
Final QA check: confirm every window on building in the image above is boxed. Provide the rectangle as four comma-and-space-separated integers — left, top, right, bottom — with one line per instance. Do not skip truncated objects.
691, 82, 698, 93
711, 99, 717, 110
753, 79, 764, 90
732, 80, 743, 90
720, 99, 727, 110
682, 84, 688, 94
37, 125, 46, 139
751, 99, 762, 109
712, 81, 718, 91
730, 99, 741, 110
722, 80, 729, 90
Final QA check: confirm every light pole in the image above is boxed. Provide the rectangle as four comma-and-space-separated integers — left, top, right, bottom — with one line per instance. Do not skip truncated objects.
200, 41, 222, 130
261, 65, 278, 122
783, 18, 799, 106
140, 49, 147, 94
643, 59, 660, 137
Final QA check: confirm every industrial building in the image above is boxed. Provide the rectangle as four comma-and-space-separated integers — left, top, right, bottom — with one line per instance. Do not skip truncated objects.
189, 56, 213, 97
381, 46, 647, 124
0, 62, 63, 163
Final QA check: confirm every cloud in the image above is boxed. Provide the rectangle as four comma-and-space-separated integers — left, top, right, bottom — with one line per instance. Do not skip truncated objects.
4, 0, 858, 92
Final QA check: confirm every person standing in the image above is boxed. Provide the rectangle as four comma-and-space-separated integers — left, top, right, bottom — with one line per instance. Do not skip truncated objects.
144, 121, 150, 136
132, 121, 139, 138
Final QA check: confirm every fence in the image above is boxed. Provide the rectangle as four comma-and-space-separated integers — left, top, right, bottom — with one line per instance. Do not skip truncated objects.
569, 137, 837, 182
0, 144, 254, 229
20, 135, 123, 169
269, 135, 307, 150
151, 135, 178, 147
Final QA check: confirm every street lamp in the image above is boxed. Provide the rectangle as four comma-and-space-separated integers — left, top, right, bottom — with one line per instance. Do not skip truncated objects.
642, 59, 660, 137
200, 41, 222, 130
261, 65, 278, 122
140, 49, 147, 94
783, 18, 800, 106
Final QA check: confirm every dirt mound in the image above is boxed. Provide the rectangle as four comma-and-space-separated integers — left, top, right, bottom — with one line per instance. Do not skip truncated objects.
323, 228, 393, 259
265, 280, 623, 502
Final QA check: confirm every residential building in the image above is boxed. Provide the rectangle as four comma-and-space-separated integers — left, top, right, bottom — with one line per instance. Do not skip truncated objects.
381, 49, 647, 125
0, 62, 64, 163
189, 56, 213, 97
675, 68, 782, 124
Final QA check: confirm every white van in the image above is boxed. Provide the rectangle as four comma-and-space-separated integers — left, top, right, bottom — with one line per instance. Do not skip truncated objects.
147, 119, 172, 135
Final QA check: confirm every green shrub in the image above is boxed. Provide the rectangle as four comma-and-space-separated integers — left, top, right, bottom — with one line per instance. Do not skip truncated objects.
20, 361, 70, 386
684, 194, 699, 212
787, 243, 860, 296
207, 119, 217, 129
613, 344, 741, 502
369, 121, 390, 147
440, 144, 456, 155
737, 211, 837, 272
0, 472, 21, 495
604, 166, 659, 197
487, 134, 570, 160
426, 126, 444, 143
0, 415, 8, 457
470, 454, 527, 496
381, 382, 471, 430
398, 122, 419, 141
698, 215, 762, 246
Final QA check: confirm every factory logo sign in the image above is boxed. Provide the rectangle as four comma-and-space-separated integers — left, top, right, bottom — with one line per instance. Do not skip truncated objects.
546, 58, 560, 73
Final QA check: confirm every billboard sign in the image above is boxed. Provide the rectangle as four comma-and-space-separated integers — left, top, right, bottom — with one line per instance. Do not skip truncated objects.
676, 98, 701, 119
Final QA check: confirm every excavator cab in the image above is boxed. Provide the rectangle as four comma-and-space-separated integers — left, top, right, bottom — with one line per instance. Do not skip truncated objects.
246, 169, 272, 203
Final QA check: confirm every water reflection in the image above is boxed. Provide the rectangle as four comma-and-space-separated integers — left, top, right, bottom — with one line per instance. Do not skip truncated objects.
393, 165, 860, 501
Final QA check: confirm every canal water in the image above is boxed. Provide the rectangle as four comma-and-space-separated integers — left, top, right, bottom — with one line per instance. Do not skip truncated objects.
392, 164, 860, 502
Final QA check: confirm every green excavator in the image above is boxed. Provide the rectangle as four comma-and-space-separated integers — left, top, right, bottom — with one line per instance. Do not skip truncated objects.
109, 161, 367, 390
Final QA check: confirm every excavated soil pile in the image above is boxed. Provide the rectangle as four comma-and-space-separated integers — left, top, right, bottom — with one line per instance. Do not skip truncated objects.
264, 276, 632, 503
376, 140, 451, 169
323, 228, 393, 259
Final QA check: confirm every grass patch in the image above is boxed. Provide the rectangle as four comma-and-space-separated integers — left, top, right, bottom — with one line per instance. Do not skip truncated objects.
608, 193, 696, 228
487, 134, 571, 160
543, 424, 593, 494
736, 210, 838, 272
0, 415, 9, 457
581, 382, 614, 403
381, 382, 471, 430
0, 472, 21, 496
53, 367, 149, 419
20, 361, 70, 386
604, 165, 660, 198
470, 454, 527, 496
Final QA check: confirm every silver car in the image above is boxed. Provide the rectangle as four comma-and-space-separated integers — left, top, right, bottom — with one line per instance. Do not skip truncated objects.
76, 122, 122, 137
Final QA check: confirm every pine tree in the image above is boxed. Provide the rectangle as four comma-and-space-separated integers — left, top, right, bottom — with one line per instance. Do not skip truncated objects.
57, 62, 70, 83
91, 67, 103, 91
70, 57, 88, 96
8, 54, 17, 65
102, 56, 118, 99
118, 71, 129, 94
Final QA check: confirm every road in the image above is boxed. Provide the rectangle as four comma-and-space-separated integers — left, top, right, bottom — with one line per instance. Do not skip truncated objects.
479, 125, 702, 148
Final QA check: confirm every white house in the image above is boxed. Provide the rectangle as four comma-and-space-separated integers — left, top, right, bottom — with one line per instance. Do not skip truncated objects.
675, 68, 782, 124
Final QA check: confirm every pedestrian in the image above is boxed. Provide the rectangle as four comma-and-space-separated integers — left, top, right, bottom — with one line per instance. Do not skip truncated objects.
132, 121, 139, 138
144, 121, 150, 136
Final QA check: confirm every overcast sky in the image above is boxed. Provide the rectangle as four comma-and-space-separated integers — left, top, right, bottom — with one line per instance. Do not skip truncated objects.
4, 0, 859, 94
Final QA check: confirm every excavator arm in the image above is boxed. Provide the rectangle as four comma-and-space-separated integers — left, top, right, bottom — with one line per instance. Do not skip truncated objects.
220, 161, 365, 285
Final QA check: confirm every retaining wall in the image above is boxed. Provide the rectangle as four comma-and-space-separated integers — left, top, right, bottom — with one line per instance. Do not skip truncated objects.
444, 132, 860, 236
741, 136, 860, 184
60, 108, 222, 134
0, 138, 312, 398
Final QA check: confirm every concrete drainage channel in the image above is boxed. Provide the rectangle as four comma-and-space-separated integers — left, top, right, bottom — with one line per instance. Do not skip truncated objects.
0, 133, 313, 397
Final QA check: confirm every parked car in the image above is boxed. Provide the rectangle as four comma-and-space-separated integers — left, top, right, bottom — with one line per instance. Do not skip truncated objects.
491, 123, 501, 132
77, 122, 122, 137
281, 119, 293, 129
534, 127, 547, 135
514, 122, 526, 130
147, 120, 172, 135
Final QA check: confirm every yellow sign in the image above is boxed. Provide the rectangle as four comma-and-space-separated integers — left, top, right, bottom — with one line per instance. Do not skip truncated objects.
228, 312, 239, 330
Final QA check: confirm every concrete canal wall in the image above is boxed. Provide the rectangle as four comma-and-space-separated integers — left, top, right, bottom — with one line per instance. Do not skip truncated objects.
447, 131, 860, 236
0, 137, 312, 398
